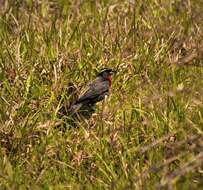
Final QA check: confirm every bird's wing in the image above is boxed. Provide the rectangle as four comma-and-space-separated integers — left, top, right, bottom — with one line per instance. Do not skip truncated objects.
76, 78, 109, 104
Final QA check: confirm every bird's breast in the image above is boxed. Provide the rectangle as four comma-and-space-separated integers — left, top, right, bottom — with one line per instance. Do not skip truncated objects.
106, 76, 112, 87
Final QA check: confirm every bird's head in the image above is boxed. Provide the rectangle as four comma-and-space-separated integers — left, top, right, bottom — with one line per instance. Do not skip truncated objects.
96, 68, 115, 86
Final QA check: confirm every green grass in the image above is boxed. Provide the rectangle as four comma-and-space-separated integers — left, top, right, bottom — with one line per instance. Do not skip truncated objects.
0, 0, 203, 189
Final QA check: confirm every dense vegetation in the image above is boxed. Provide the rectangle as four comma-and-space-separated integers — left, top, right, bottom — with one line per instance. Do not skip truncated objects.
0, 0, 203, 189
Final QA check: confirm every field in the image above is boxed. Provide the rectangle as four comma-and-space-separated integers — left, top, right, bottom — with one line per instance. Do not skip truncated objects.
0, 0, 203, 189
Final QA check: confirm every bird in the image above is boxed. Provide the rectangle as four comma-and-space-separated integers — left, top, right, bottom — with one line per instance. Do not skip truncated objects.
69, 68, 115, 117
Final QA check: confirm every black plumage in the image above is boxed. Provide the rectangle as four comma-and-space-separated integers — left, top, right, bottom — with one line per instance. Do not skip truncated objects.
69, 68, 114, 115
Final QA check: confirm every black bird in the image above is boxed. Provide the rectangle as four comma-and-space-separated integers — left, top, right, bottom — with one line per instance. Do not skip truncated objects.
69, 68, 115, 116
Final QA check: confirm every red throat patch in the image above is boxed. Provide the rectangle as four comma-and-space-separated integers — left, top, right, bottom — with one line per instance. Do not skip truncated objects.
107, 75, 112, 87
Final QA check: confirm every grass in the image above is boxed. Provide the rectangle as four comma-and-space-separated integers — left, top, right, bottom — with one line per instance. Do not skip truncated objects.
0, 0, 203, 189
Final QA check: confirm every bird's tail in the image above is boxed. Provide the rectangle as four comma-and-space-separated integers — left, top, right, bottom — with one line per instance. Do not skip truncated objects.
69, 103, 82, 114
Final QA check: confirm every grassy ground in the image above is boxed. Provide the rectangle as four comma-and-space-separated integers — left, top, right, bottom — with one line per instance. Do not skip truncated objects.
0, 0, 203, 189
